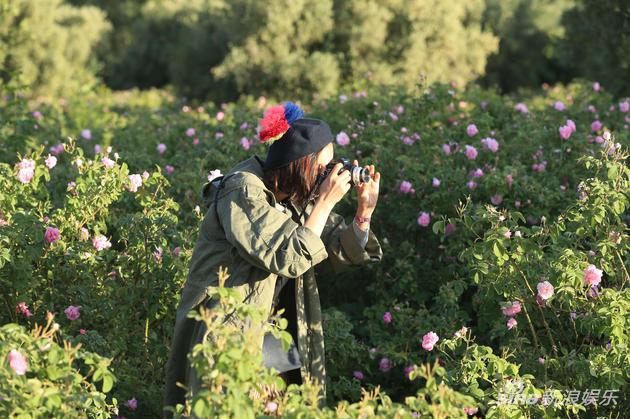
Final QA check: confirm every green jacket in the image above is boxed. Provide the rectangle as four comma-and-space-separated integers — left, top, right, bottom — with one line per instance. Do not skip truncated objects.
164, 155, 383, 415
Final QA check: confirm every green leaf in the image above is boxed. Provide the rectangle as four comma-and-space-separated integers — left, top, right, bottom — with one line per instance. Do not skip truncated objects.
493, 242, 502, 259
102, 374, 114, 393
607, 164, 618, 180
432, 220, 444, 235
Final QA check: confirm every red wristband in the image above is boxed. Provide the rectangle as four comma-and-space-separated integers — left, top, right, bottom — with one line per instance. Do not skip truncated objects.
355, 215, 371, 223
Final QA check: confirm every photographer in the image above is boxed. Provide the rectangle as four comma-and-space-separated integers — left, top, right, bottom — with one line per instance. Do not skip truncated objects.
164, 102, 383, 415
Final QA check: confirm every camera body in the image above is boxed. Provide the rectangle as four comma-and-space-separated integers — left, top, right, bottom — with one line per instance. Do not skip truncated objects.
320, 158, 371, 187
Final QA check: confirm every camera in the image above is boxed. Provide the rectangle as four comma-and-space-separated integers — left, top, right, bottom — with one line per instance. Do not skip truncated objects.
319, 158, 371, 187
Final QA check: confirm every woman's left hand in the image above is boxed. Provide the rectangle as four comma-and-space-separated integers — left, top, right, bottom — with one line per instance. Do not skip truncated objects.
353, 160, 380, 215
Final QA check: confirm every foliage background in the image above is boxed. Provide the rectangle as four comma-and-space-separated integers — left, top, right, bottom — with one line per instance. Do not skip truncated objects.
2, 0, 628, 101
1, 0, 629, 417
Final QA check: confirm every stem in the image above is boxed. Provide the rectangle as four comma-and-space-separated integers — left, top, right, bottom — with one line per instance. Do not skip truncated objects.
614, 249, 629, 287
520, 301, 541, 349
518, 268, 557, 354
535, 305, 558, 354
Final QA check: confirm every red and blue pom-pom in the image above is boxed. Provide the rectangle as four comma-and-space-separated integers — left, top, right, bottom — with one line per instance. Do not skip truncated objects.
258, 101, 305, 144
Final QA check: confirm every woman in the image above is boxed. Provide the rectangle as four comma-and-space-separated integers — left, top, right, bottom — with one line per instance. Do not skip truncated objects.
163, 102, 383, 416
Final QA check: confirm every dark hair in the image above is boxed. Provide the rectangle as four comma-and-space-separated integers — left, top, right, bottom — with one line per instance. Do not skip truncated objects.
262, 151, 319, 208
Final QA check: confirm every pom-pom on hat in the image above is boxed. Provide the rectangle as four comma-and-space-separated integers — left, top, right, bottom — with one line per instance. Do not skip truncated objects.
258, 101, 334, 170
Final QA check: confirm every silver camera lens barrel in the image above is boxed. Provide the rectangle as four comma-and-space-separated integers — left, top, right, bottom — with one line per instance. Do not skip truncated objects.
350, 166, 370, 185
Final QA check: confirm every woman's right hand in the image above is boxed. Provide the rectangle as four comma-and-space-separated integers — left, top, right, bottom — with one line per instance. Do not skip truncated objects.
316, 162, 352, 208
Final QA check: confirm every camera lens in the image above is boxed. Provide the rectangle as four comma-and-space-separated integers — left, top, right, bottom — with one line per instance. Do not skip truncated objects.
349, 165, 370, 186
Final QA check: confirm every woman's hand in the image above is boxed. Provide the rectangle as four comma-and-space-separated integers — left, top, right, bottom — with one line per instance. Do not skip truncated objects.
353, 160, 380, 216
315, 162, 352, 209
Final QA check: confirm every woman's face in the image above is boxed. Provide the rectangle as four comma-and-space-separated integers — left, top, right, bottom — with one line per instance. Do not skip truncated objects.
316, 142, 334, 175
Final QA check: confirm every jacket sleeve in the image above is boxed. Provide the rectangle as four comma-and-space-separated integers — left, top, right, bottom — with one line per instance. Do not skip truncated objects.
317, 210, 383, 276
217, 184, 329, 279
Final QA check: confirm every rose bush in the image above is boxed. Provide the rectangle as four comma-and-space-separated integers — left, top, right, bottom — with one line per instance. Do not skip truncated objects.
1, 76, 628, 416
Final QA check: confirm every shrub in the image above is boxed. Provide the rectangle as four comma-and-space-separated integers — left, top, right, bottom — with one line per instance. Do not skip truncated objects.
0, 316, 117, 417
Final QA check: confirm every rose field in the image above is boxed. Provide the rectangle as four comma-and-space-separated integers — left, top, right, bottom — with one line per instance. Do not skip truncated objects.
1, 78, 629, 418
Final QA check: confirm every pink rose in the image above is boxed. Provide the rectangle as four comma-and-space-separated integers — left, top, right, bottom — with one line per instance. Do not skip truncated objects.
216, 111, 225, 121
401, 136, 413, 145
383, 311, 393, 324
101, 157, 115, 169
506, 317, 517, 329
45, 155, 57, 169
265, 402, 277, 413
240, 137, 250, 150
208, 169, 222, 182
567, 119, 576, 132
399, 180, 414, 194
619, 101, 629, 113
583, 264, 603, 287
514, 103, 529, 114
554, 101, 565, 111
501, 301, 521, 316
173, 246, 181, 257
165, 165, 174, 175
444, 223, 456, 236
432, 178, 441, 187
464, 407, 479, 416
481, 137, 499, 152
593, 82, 601, 92
336, 131, 350, 146
128, 174, 142, 192
466, 124, 478, 137
45, 227, 60, 244
591, 120, 603, 132
491, 194, 503, 205
422, 331, 439, 351
15, 302, 33, 318
466, 180, 477, 190
153, 247, 163, 262
156, 143, 167, 154
185, 128, 195, 137
379, 357, 392, 372
506, 174, 513, 187
464, 145, 478, 160
442, 144, 452, 155
417, 212, 430, 227
8, 349, 27, 375
352, 370, 364, 380
64, 305, 81, 321
470, 168, 484, 178
559, 125, 572, 140
50, 143, 65, 155
92, 235, 112, 251
536, 280, 554, 300
81, 129, 92, 140
15, 158, 35, 184
127, 397, 138, 410
454, 326, 468, 338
